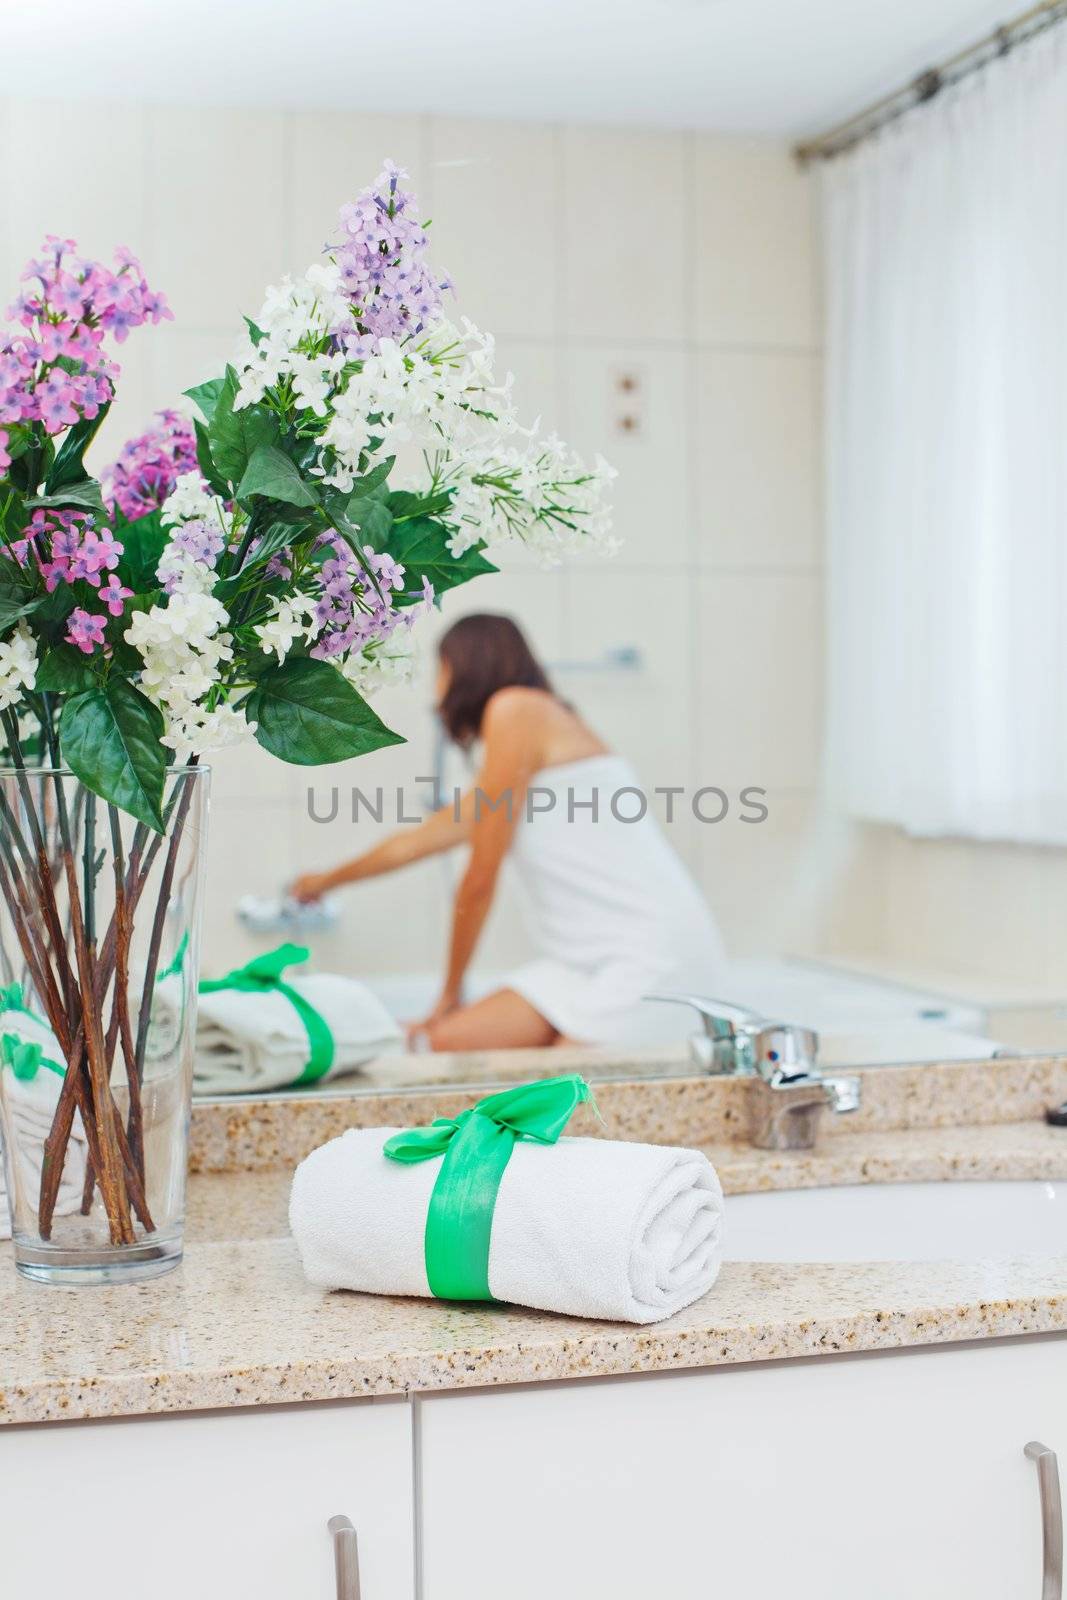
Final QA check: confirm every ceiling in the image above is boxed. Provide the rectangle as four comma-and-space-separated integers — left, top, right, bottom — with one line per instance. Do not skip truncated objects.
2, 0, 1018, 136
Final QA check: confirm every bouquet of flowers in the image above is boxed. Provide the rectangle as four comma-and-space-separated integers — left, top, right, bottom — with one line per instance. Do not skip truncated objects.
2, 159, 615, 825
0, 160, 614, 1272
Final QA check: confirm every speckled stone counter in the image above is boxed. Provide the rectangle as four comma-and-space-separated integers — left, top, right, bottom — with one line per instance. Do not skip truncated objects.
3, 1078, 1067, 1426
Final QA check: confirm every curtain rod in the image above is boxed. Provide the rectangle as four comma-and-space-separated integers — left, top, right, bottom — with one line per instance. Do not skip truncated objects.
794, 0, 1067, 165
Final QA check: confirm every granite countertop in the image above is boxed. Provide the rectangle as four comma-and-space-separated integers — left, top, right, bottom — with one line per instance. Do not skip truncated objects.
3, 1113, 1067, 1427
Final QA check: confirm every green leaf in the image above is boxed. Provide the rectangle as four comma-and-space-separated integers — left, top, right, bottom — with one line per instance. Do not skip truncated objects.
35, 643, 99, 694
115, 510, 169, 593
348, 457, 395, 499
387, 487, 454, 521
33, 585, 78, 627
26, 480, 106, 516
388, 517, 497, 602
44, 405, 112, 495
246, 656, 405, 766
213, 514, 314, 603
193, 419, 230, 500
59, 679, 167, 832
243, 317, 266, 346
1, 424, 35, 469
0, 578, 43, 631
235, 441, 320, 508
207, 367, 279, 488
184, 376, 227, 425
0, 490, 27, 546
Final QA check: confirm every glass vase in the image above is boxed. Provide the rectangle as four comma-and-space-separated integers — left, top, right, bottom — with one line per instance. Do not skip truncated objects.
0, 765, 209, 1285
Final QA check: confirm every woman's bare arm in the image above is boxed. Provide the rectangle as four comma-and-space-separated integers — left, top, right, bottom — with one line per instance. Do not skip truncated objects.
290, 793, 475, 901
437, 690, 542, 1004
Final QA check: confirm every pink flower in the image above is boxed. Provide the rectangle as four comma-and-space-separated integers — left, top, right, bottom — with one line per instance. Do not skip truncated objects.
34, 369, 80, 433
65, 608, 107, 655
71, 526, 121, 585
98, 574, 133, 617
0, 429, 9, 474
102, 409, 199, 519
0, 237, 169, 442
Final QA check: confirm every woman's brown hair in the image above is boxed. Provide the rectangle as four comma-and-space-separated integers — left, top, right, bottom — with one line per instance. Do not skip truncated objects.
437, 613, 555, 749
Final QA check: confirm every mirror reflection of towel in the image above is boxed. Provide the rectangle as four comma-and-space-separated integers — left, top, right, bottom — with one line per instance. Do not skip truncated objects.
192, 973, 403, 1095
0, 1009, 87, 1239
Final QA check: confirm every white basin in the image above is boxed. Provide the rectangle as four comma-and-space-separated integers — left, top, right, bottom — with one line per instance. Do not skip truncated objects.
723, 1180, 1066, 1262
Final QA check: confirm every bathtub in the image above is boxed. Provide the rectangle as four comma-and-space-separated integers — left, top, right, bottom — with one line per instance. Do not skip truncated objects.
364, 955, 998, 1064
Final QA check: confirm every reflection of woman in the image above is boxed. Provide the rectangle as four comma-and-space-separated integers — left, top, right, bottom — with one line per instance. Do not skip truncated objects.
292, 614, 725, 1050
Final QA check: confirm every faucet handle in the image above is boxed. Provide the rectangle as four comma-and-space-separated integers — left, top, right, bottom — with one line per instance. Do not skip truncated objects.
751, 1022, 820, 1081
644, 993, 765, 1040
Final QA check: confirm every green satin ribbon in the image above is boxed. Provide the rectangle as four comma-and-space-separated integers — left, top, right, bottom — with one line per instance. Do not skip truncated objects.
383, 1074, 595, 1302
0, 982, 65, 1081
197, 943, 335, 1087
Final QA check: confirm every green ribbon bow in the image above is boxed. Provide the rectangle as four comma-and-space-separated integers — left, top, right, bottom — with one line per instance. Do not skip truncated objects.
384, 1074, 595, 1302
0, 982, 65, 1081
198, 944, 335, 1087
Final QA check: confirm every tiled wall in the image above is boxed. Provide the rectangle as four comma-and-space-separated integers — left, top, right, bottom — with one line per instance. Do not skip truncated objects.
0, 100, 822, 979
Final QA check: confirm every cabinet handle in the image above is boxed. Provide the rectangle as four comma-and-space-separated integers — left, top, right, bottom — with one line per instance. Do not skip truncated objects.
1025, 1442, 1063, 1600
327, 1514, 361, 1600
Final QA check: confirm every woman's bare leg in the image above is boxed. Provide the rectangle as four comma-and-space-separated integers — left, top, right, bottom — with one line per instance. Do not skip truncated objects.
422, 988, 558, 1051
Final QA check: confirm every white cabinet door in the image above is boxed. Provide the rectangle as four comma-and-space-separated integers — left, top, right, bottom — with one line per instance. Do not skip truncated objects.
1, 1397, 414, 1600
418, 1336, 1067, 1600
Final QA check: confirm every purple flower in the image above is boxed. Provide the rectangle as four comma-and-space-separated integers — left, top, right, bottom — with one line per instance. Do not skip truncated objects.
66, 608, 107, 655
328, 161, 451, 357
98, 574, 133, 617
0, 237, 168, 443
173, 516, 224, 564
34, 369, 80, 432
102, 409, 199, 520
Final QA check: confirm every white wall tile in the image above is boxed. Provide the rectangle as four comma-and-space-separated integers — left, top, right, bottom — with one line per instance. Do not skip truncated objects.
433, 568, 568, 665
147, 107, 287, 330
0, 93, 835, 980
562, 569, 694, 792
487, 340, 566, 571
693, 135, 818, 349
562, 344, 691, 567
695, 570, 822, 790
285, 112, 426, 275
146, 325, 243, 414
697, 788, 823, 957
428, 120, 560, 340
695, 348, 821, 570
561, 126, 687, 343
2, 100, 149, 289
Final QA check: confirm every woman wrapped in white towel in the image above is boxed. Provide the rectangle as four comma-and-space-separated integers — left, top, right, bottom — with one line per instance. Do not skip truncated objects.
292, 614, 725, 1052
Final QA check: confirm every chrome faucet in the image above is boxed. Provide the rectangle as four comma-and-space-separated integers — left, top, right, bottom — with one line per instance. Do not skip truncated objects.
646, 994, 862, 1151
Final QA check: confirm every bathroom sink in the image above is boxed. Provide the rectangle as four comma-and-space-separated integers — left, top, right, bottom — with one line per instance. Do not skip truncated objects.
723, 1180, 1066, 1262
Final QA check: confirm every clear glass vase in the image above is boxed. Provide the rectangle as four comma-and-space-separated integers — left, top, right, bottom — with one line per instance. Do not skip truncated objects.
0, 765, 209, 1285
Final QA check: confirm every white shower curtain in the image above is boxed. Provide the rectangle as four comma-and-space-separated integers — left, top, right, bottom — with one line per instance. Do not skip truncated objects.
823, 25, 1067, 845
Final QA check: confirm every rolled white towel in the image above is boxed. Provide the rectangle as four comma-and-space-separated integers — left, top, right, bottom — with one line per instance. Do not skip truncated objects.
290, 1126, 724, 1324
194, 971, 403, 1095
0, 1009, 87, 1239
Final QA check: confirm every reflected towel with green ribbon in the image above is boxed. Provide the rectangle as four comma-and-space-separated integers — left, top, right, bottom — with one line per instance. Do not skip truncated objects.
192, 944, 402, 1095
0, 984, 87, 1239
289, 1075, 725, 1324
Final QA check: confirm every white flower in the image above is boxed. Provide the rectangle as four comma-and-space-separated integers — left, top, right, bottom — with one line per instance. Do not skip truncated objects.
162, 473, 219, 528
125, 594, 237, 758
254, 594, 318, 663
0, 623, 37, 711
162, 701, 254, 763
341, 625, 420, 696
316, 319, 515, 491
234, 263, 351, 413
437, 433, 619, 563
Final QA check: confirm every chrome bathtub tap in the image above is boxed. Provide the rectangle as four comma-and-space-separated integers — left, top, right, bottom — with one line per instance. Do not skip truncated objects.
646, 994, 862, 1151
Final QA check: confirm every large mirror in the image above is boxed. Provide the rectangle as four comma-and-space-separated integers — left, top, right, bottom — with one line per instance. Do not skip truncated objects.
3, 0, 1062, 1098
